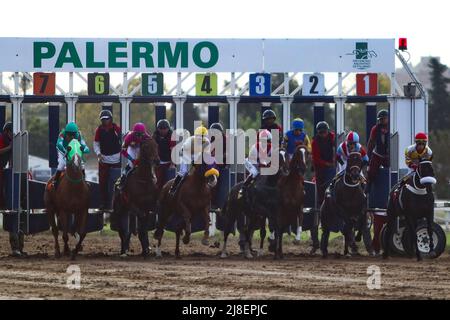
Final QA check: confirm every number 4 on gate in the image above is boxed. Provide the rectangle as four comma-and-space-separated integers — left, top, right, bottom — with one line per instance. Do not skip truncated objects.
196, 73, 218, 96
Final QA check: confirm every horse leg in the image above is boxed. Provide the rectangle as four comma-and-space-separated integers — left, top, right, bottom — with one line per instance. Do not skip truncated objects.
257, 226, 266, 257
137, 215, 150, 258
71, 210, 88, 260
221, 230, 230, 258
343, 223, 354, 257
407, 218, 421, 261
47, 209, 61, 258
60, 212, 70, 256
175, 229, 182, 259
118, 213, 131, 256
382, 219, 392, 259
243, 228, 254, 259
320, 228, 330, 258
427, 213, 436, 258
201, 207, 210, 246
180, 204, 191, 245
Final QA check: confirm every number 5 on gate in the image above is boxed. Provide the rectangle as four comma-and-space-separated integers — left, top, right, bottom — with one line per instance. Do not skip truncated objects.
142, 73, 164, 96
196, 73, 218, 96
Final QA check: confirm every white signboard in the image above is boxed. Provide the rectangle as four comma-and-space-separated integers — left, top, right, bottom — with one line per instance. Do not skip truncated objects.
0, 38, 395, 73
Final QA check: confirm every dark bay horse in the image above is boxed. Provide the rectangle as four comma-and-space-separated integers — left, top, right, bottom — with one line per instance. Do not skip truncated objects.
383, 160, 437, 261
220, 149, 289, 259
112, 137, 160, 258
44, 139, 89, 260
274, 145, 306, 259
320, 152, 368, 258
154, 163, 219, 258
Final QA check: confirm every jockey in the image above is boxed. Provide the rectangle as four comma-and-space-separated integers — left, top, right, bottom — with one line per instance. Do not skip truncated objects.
405, 132, 433, 172
239, 129, 273, 197
53, 122, 90, 189
366, 109, 390, 193
328, 131, 368, 193
117, 122, 151, 190
282, 118, 311, 160
261, 109, 283, 144
153, 119, 176, 191
168, 125, 218, 196
394, 132, 433, 190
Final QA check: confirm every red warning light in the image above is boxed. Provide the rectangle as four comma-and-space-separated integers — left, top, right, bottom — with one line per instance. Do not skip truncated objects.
399, 38, 408, 51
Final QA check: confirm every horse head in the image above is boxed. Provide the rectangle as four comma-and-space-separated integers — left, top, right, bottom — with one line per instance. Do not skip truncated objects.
417, 159, 437, 192
290, 145, 307, 176
66, 139, 83, 172
138, 138, 160, 183
278, 149, 289, 177
346, 152, 363, 183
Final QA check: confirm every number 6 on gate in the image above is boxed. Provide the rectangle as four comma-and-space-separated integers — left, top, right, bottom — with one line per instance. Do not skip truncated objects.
88, 73, 110, 95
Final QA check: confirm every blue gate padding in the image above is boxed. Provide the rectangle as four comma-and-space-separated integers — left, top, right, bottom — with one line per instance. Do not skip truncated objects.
368, 167, 392, 209
2, 212, 50, 235
57, 211, 104, 233
304, 181, 316, 208
165, 212, 207, 233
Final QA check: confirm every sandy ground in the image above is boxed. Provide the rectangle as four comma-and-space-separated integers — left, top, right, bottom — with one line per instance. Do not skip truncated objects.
0, 230, 449, 300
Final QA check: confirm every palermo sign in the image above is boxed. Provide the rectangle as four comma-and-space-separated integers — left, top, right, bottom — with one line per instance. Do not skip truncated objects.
0, 38, 395, 73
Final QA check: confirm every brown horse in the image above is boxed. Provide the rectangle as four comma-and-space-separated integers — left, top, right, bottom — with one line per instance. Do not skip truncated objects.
44, 140, 89, 260
112, 137, 160, 257
274, 146, 306, 259
154, 163, 218, 258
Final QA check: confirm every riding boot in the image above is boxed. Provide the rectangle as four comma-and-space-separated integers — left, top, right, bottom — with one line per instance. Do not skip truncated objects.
117, 165, 132, 192
52, 170, 63, 190
168, 173, 185, 197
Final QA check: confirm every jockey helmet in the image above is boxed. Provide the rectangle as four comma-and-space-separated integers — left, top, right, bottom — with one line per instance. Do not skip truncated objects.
157, 119, 170, 130
209, 122, 224, 133
292, 118, 304, 130
259, 129, 272, 141
346, 131, 360, 144
316, 121, 329, 132
65, 122, 79, 134
99, 109, 113, 120
133, 122, 146, 133
262, 109, 277, 120
2, 122, 12, 132
194, 125, 208, 136
377, 109, 389, 120
415, 132, 428, 143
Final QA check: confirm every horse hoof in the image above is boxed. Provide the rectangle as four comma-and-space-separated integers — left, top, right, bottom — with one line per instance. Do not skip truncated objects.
244, 252, 253, 259
429, 251, 437, 259
71, 252, 77, 261
309, 248, 318, 256
175, 254, 182, 260
182, 236, 190, 245
322, 252, 328, 259
220, 252, 228, 259
213, 241, 220, 248
201, 238, 209, 246
55, 251, 61, 259
345, 253, 352, 259
257, 249, 264, 257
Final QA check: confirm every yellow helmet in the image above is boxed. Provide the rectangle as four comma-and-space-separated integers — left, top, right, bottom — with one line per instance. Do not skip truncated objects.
194, 125, 208, 136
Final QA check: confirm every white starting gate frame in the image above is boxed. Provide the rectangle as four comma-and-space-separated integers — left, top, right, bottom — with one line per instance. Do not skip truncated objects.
0, 38, 428, 234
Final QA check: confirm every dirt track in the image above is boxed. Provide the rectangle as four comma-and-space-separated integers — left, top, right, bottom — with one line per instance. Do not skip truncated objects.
0, 230, 449, 300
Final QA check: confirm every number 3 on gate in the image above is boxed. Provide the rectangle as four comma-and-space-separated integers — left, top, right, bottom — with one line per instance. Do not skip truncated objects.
88, 73, 110, 95
196, 73, 218, 96
249, 73, 271, 96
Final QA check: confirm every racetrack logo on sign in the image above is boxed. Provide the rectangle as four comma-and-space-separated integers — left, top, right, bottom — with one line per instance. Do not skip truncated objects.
346, 42, 378, 70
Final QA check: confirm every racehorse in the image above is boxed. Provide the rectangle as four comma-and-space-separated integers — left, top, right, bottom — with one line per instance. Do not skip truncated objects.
220, 149, 289, 259
112, 137, 160, 258
44, 139, 89, 260
383, 160, 437, 261
320, 152, 368, 258
273, 145, 306, 259
154, 163, 218, 258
